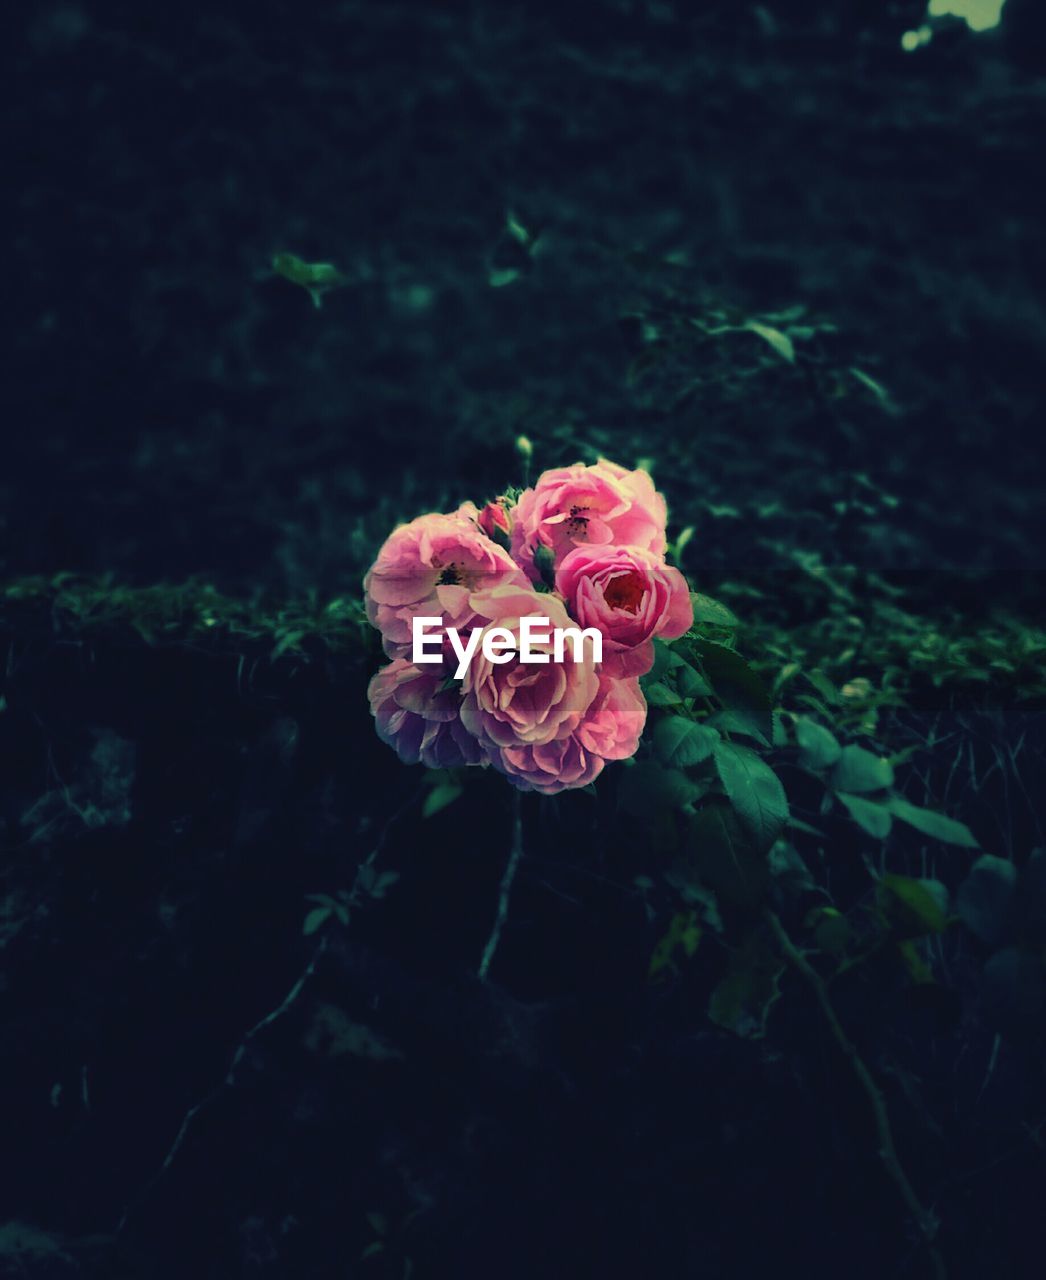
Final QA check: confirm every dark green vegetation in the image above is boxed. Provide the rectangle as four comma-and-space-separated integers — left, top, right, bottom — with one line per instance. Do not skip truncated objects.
4, 1, 1046, 1277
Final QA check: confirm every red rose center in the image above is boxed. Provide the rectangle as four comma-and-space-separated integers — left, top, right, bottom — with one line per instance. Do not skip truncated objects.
602, 570, 646, 614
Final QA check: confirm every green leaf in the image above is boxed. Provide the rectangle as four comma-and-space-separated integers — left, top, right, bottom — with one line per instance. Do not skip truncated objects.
644, 681, 683, 708
648, 910, 702, 979
883, 797, 978, 848
272, 253, 342, 287
831, 745, 894, 793
670, 877, 725, 932
878, 874, 949, 937
849, 366, 891, 403
271, 629, 305, 659
653, 716, 719, 767
690, 593, 739, 628
686, 802, 769, 908
422, 780, 463, 818
805, 906, 852, 956
713, 741, 788, 851
794, 716, 841, 770
619, 761, 704, 816
692, 639, 773, 744
369, 870, 400, 899
744, 321, 795, 364
787, 815, 825, 838
895, 939, 935, 985
645, 638, 677, 683
672, 525, 695, 559
768, 838, 815, 892
303, 906, 333, 936
805, 669, 842, 705
774, 662, 802, 695
956, 855, 1016, 946
837, 792, 893, 840
489, 266, 521, 288
271, 252, 348, 308
677, 663, 712, 698
506, 212, 531, 245
705, 709, 769, 745
708, 929, 785, 1038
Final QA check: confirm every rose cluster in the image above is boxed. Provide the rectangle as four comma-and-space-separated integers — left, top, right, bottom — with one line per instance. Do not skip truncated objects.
364, 459, 692, 794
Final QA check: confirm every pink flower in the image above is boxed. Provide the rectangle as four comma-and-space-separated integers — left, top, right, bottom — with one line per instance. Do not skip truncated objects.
576, 675, 647, 760
496, 735, 604, 794
476, 496, 513, 543
510, 459, 668, 581
459, 584, 600, 751
364, 509, 526, 658
555, 544, 692, 677
495, 676, 647, 794
368, 659, 485, 769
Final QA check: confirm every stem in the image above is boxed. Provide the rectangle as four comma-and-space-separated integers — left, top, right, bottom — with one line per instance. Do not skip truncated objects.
765, 909, 946, 1280
479, 789, 524, 981
116, 938, 326, 1234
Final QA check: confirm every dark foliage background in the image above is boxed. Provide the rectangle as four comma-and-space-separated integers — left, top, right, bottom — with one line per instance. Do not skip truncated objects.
3, 1, 1045, 1277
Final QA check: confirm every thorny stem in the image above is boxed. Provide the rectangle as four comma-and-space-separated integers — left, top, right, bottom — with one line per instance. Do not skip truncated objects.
765, 909, 946, 1280
117, 792, 422, 1232
478, 789, 524, 982
115, 937, 326, 1235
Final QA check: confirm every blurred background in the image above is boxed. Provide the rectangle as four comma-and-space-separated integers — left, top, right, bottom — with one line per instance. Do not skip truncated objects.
8, 0, 1046, 597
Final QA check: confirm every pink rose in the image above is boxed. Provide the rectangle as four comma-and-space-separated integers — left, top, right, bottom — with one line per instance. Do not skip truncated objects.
364, 509, 526, 658
368, 659, 485, 769
459, 584, 600, 751
555, 544, 692, 677
476, 496, 513, 543
495, 676, 647, 794
510, 459, 668, 581
576, 674, 647, 760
